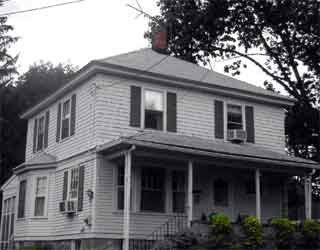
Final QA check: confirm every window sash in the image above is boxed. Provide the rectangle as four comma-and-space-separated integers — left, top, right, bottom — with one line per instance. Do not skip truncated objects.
36, 116, 45, 151
18, 181, 26, 218
144, 90, 164, 111
227, 104, 243, 130
34, 177, 47, 217
69, 168, 79, 200
61, 99, 71, 139
140, 168, 165, 212
143, 90, 164, 131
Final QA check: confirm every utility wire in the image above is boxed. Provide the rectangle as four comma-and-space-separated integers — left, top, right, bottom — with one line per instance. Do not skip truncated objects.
0, 0, 85, 17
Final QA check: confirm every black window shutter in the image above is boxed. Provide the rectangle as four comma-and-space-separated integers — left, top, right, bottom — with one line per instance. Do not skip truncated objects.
214, 100, 224, 139
18, 180, 26, 218
33, 118, 38, 153
130, 86, 141, 127
56, 103, 61, 142
70, 94, 77, 136
63, 171, 68, 201
78, 165, 85, 211
167, 92, 177, 132
245, 106, 255, 143
44, 111, 50, 148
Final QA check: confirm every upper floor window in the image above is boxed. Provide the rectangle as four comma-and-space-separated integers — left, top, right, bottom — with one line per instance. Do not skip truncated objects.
227, 104, 243, 130
144, 90, 164, 130
61, 99, 71, 139
34, 176, 48, 217
17, 180, 27, 219
57, 94, 76, 142
33, 111, 49, 153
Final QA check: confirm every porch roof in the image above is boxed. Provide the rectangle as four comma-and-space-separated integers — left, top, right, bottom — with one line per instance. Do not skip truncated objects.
97, 132, 320, 170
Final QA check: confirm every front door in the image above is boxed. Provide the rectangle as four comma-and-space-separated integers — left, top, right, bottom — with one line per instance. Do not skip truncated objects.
212, 178, 233, 218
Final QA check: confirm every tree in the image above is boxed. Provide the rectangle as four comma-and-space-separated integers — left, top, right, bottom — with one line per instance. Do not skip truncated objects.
0, 62, 77, 187
147, 0, 320, 159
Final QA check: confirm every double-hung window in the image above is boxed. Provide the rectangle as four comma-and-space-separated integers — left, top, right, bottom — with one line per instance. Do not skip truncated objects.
17, 180, 27, 219
144, 90, 164, 130
61, 99, 71, 140
140, 167, 165, 212
69, 168, 79, 201
116, 166, 125, 210
227, 104, 243, 130
213, 179, 229, 207
36, 116, 45, 151
0, 197, 15, 250
34, 176, 48, 217
172, 171, 186, 213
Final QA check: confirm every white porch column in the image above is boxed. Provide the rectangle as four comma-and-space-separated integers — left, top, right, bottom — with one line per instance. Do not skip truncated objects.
123, 150, 132, 250
187, 160, 193, 227
305, 176, 312, 219
255, 169, 261, 222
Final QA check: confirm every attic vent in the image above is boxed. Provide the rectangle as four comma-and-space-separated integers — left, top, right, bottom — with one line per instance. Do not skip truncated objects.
227, 129, 246, 143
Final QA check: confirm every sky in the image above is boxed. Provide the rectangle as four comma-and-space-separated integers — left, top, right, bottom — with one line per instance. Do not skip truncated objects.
1, 0, 272, 89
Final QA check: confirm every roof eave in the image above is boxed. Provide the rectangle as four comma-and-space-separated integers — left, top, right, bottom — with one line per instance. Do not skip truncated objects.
21, 60, 295, 119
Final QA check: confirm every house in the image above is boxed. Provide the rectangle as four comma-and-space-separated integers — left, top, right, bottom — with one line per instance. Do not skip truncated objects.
0, 48, 319, 250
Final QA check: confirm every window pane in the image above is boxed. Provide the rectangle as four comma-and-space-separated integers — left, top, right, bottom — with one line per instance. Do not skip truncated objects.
145, 110, 163, 130
34, 197, 45, 216
117, 188, 124, 210
63, 100, 70, 118
141, 168, 165, 212
145, 91, 163, 111
214, 180, 228, 207
61, 118, 70, 139
172, 171, 185, 213
18, 180, 26, 218
37, 116, 45, 151
227, 104, 243, 130
70, 168, 79, 199
36, 177, 47, 196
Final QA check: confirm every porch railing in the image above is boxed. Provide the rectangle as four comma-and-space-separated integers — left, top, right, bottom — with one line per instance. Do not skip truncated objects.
130, 213, 187, 250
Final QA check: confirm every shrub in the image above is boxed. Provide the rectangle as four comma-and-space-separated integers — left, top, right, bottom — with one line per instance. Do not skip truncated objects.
241, 216, 263, 250
208, 213, 232, 249
270, 218, 296, 250
301, 219, 320, 249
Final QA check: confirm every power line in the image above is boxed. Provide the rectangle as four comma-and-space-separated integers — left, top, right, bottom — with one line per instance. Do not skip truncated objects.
0, 0, 86, 17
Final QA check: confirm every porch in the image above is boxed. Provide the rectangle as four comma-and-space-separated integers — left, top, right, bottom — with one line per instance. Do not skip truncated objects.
97, 132, 319, 250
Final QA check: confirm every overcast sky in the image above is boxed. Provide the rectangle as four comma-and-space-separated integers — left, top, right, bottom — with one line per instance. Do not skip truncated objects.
1, 0, 272, 89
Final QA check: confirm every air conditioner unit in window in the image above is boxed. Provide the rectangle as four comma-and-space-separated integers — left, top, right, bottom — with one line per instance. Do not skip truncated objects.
59, 200, 76, 214
227, 129, 246, 143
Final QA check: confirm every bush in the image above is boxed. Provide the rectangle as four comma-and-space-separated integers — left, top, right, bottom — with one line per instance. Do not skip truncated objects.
241, 216, 263, 250
301, 219, 320, 249
208, 213, 232, 249
270, 218, 296, 250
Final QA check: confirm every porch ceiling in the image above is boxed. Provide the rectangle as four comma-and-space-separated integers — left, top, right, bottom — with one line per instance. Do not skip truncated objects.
97, 132, 320, 170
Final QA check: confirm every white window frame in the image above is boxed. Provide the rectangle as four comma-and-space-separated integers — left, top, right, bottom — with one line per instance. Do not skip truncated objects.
35, 112, 46, 152
68, 167, 80, 202
224, 102, 246, 140
33, 175, 49, 218
60, 96, 72, 141
141, 88, 167, 131
0, 196, 16, 249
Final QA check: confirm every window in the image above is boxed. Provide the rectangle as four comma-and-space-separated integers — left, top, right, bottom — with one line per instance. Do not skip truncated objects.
144, 90, 164, 130
34, 176, 48, 217
172, 171, 186, 213
213, 179, 228, 207
227, 104, 243, 130
17, 180, 27, 219
0, 197, 15, 250
117, 166, 125, 210
36, 116, 45, 151
61, 99, 71, 139
69, 168, 79, 200
141, 168, 165, 212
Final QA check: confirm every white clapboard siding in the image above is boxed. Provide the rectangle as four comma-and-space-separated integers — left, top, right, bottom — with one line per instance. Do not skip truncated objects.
25, 76, 99, 161
94, 75, 286, 152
